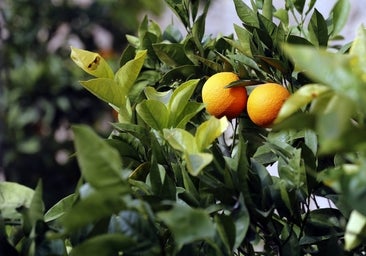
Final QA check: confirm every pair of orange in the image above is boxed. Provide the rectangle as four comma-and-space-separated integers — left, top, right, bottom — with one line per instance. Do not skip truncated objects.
201, 72, 290, 127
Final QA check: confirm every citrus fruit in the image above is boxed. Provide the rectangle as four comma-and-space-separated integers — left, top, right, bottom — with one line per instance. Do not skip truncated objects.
247, 83, 290, 127
201, 72, 247, 119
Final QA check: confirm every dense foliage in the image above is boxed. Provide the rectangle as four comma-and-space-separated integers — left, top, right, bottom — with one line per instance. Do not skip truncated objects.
2, 0, 366, 255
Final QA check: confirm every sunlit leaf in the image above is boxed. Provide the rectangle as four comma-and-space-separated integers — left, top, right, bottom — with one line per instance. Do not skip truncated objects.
185, 152, 213, 176
168, 79, 199, 126
275, 84, 331, 124
70, 47, 114, 79
345, 210, 366, 251
175, 101, 204, 129
284, 44, 366, 109
163, 128, 197, 153
274, 9, 289, 26
349, 26, 366, 71
196, 116, 228, 151
114, 50, 147, 95
80, 78, 126, 108
144, 86, 173, 105
136, 100, 169, 130
44, 194, 77, 222
0, 182, 34, 219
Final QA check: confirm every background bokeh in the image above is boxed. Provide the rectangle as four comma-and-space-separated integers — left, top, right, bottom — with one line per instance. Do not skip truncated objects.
0, 0, 163, 207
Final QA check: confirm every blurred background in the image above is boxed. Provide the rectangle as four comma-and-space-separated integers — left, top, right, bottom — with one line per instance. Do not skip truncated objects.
1, 0, 365, 208
0, 0, 163, 207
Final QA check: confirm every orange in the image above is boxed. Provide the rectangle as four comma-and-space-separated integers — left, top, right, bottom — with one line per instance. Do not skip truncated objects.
247, 83, 290, 127
201, 72, 247, 119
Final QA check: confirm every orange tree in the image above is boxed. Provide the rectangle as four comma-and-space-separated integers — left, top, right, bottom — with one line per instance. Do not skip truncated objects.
2, 0, 366, 255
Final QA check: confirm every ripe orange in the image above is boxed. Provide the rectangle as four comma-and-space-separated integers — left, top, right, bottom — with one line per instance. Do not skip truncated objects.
247, 83, 290, 127
201, 72, 247, 119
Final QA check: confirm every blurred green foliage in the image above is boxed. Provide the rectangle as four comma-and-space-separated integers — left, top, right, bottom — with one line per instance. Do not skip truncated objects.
0, 0, 163, 207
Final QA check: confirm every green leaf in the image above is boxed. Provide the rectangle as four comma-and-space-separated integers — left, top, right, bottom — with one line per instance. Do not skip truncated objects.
20, 181, 44, 235
157, 204, 216, 252
181, 167, 200, 203
160, 65, 201, 84
175, 102, 204, 129
119, 44, 136, 67
275, 84, 331, 124
215, 214, 236, 253
62, 191, 126, 232
185, 152, 213, 176
72, 125, 125, 189
44, 194, 77, 222
191, 0, 209, 49
345, 210, 366, 251
109, 211, 160, 253
288, 0, 306, 13
70, 46, 114, 79
153, 43, 192, 67
274, 9, 289, 26
136, 100, 169, 130
165, 0, 190, 29
114, 50, 147, 96
168, 79, 199, 126
70, 234, 135, 256
316, 94, 358, 153
233, 24, 253, 57
304, 129, 318, 156
278, 149, 307, 192
350, 26, 366, 66
163, 128, 198, 153
233, 194, 250, 248
0, 182, 34, 219
233, 0, 258, 27
196, 116, 228, 151
144, 86, 173, 105
80, 78, 126, 108
329, 0, 351, 38
308, 9, 328, 46
284, 45, 366, 109
163, 24, 183, 43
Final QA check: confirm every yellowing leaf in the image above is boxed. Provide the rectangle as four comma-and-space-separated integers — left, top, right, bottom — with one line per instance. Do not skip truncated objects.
70, 47, 114, 79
